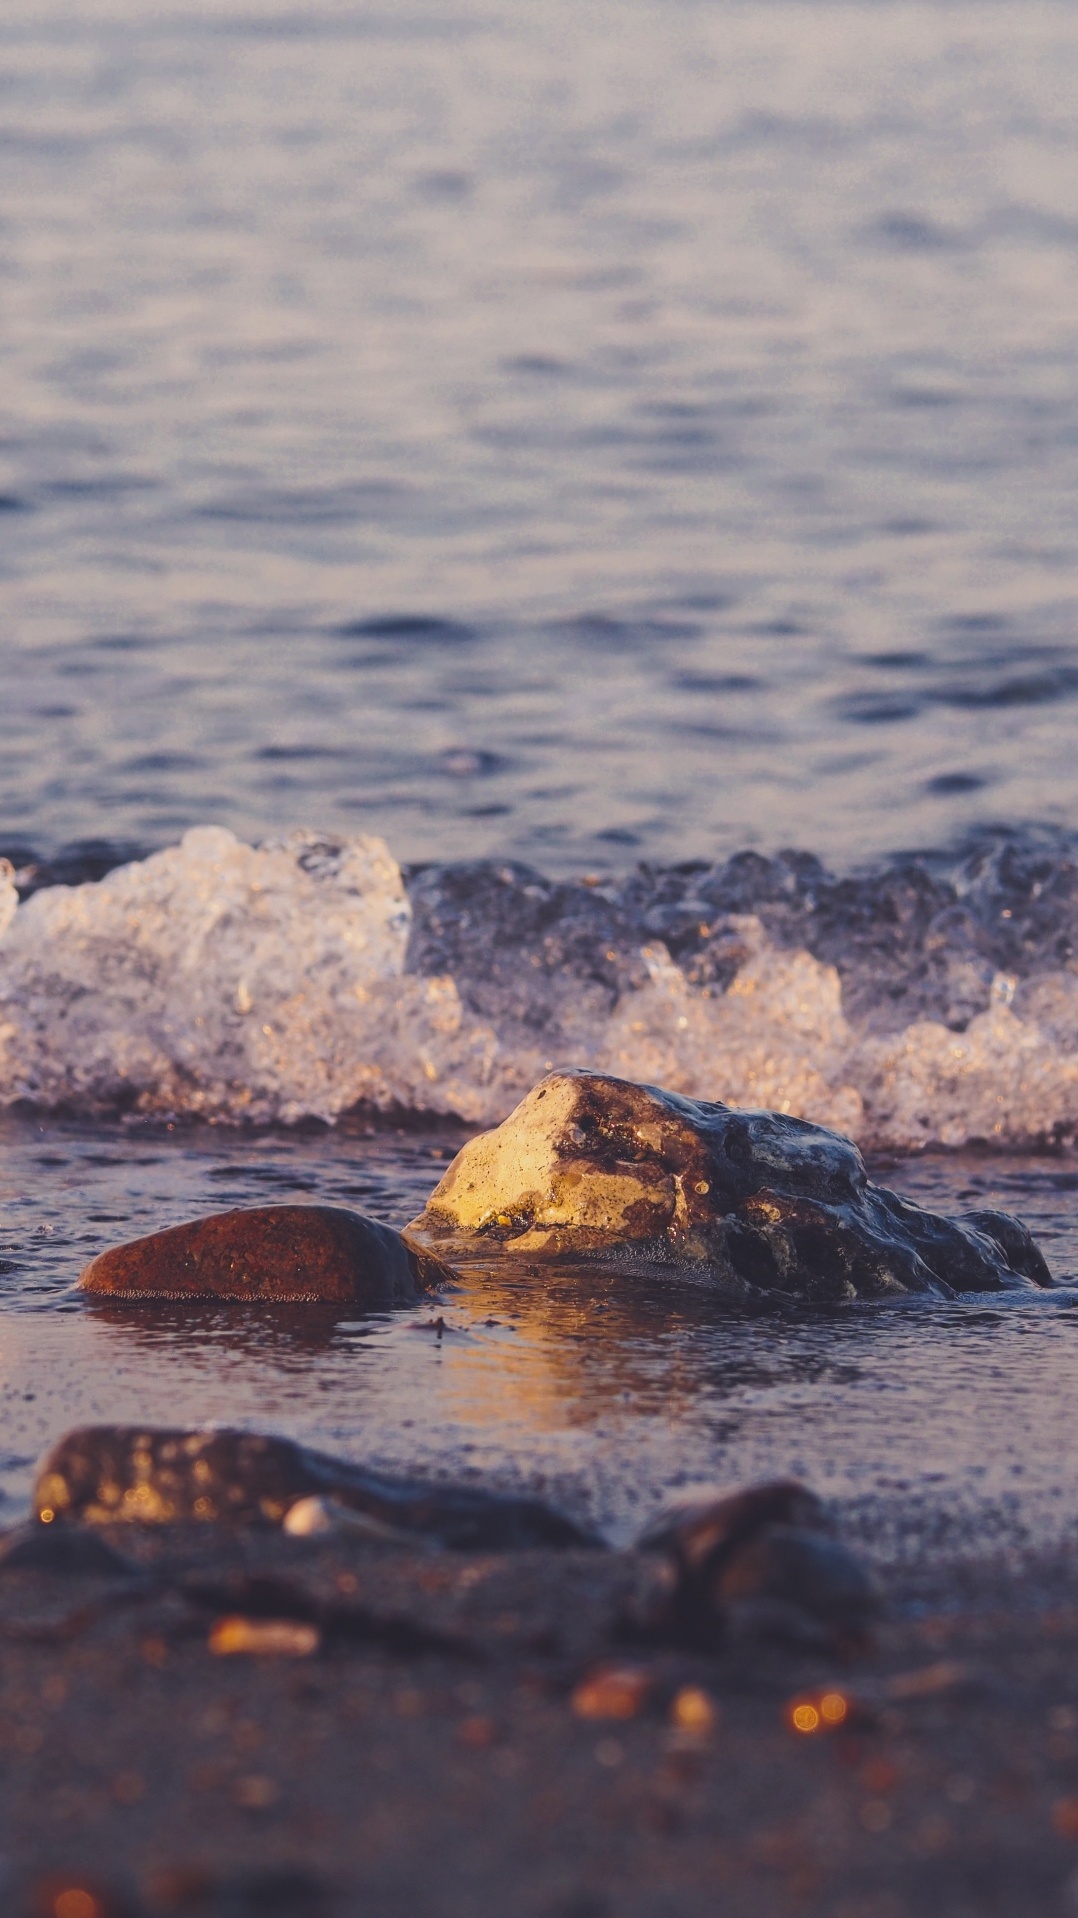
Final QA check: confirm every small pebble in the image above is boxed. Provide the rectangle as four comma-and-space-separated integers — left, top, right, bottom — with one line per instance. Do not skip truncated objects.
282, 1495, 423, 1547
1055, 1800, 1078, 1840
885, 1660, 970, 1700
572, 1664, 653, 1721
233, 1775, 279, 1810
28, 1884, 136, 1918
209, 1617, 320, 1658
669, 1687, 718, 1736
786, 1690, 851, 1736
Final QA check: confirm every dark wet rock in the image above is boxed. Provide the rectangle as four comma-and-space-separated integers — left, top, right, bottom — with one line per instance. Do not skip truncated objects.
637, 1480, 832, 1572
78, 1205, 453, 1304
0, 1520, 137, 1577
33, 1425, 600, 1550
715, 1527, 882, 1644
635, 1480, 881, 1649
959, 1208, 1053, 1285
405, 1069, 1052, 1299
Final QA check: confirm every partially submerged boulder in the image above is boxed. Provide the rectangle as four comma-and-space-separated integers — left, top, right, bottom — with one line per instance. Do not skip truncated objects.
79, 1205, 452, 1305
405, 1070, 1052, 1300
32, 1425, 599, 1550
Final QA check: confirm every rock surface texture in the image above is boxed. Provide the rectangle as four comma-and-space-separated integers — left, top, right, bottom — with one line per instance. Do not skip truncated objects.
32, 1425, 598, 1550
79, 1204, 452, 1304
405, 1070, 1052, 1299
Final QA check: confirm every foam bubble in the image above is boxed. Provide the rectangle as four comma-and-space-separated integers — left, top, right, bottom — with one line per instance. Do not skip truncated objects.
594, 931, 865, 1139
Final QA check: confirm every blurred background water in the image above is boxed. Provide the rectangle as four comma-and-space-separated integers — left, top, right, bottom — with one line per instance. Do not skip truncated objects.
2, 0, 1078, 871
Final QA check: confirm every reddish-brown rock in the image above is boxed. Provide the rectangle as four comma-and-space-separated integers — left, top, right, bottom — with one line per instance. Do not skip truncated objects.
78, 1204, 452, 1304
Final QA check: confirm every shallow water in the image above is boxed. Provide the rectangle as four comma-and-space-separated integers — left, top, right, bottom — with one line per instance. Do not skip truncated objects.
1, 1112, 1076, 1557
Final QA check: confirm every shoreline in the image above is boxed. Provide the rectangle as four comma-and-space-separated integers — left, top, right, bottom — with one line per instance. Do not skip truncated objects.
8, 1518, 1078, 1917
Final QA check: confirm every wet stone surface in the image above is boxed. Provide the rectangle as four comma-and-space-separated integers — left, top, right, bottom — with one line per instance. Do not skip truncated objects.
406, 1071, 1052, 1300
32, 1426, 599, 1552
78, 1205, 453, 1305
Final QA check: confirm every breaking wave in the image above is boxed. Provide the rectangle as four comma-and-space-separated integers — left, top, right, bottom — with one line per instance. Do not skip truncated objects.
5, 824, 1078, 1148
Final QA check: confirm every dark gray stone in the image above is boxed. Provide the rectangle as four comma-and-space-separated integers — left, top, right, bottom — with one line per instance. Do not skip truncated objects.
33, 1425, 600, 1552
636, 1479, 881, 1648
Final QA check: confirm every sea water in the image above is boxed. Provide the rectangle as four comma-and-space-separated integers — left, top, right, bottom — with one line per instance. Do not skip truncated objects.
4, 0, 1078, 1555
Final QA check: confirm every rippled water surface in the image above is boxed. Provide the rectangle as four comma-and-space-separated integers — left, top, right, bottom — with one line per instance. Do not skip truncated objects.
0, 1114, 1076, 1554
3, 0, 1078, 869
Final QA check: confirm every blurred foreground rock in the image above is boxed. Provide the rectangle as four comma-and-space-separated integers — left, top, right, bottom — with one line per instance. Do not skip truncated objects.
636, 1480, 881, 1649
32, 1425, 597, 1550
406, 1069, 1052, 1299
30, 1419, 873, 1649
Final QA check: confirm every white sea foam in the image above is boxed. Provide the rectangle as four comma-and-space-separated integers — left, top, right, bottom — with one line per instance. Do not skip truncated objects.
0, 828, 500, 1124
3, 829, 1078, 1146
598, 937, 1078, 1150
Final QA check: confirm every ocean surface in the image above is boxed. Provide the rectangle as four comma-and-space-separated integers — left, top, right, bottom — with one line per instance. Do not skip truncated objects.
4, 0, 1078, 1555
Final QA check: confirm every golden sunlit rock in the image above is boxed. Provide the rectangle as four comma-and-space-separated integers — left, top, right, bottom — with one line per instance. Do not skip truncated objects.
405, 1068, 1051, 1300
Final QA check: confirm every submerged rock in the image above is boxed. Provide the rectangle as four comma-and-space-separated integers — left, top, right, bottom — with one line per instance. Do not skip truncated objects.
636, 1480, 881, 1648
79, 1205, 453, 1304
32, 1425, 599, 1550
405, 1070, 1052, 1299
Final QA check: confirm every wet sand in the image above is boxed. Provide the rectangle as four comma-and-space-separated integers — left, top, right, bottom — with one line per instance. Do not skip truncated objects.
8, 1521, 1078, 1918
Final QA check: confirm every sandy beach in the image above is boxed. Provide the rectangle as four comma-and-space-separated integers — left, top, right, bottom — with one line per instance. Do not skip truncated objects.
9, 1516, 1078, 1918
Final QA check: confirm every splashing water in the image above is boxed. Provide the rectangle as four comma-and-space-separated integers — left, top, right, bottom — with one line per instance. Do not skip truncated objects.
4, 827, 1078, 1148
0, 828, 497, 1124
